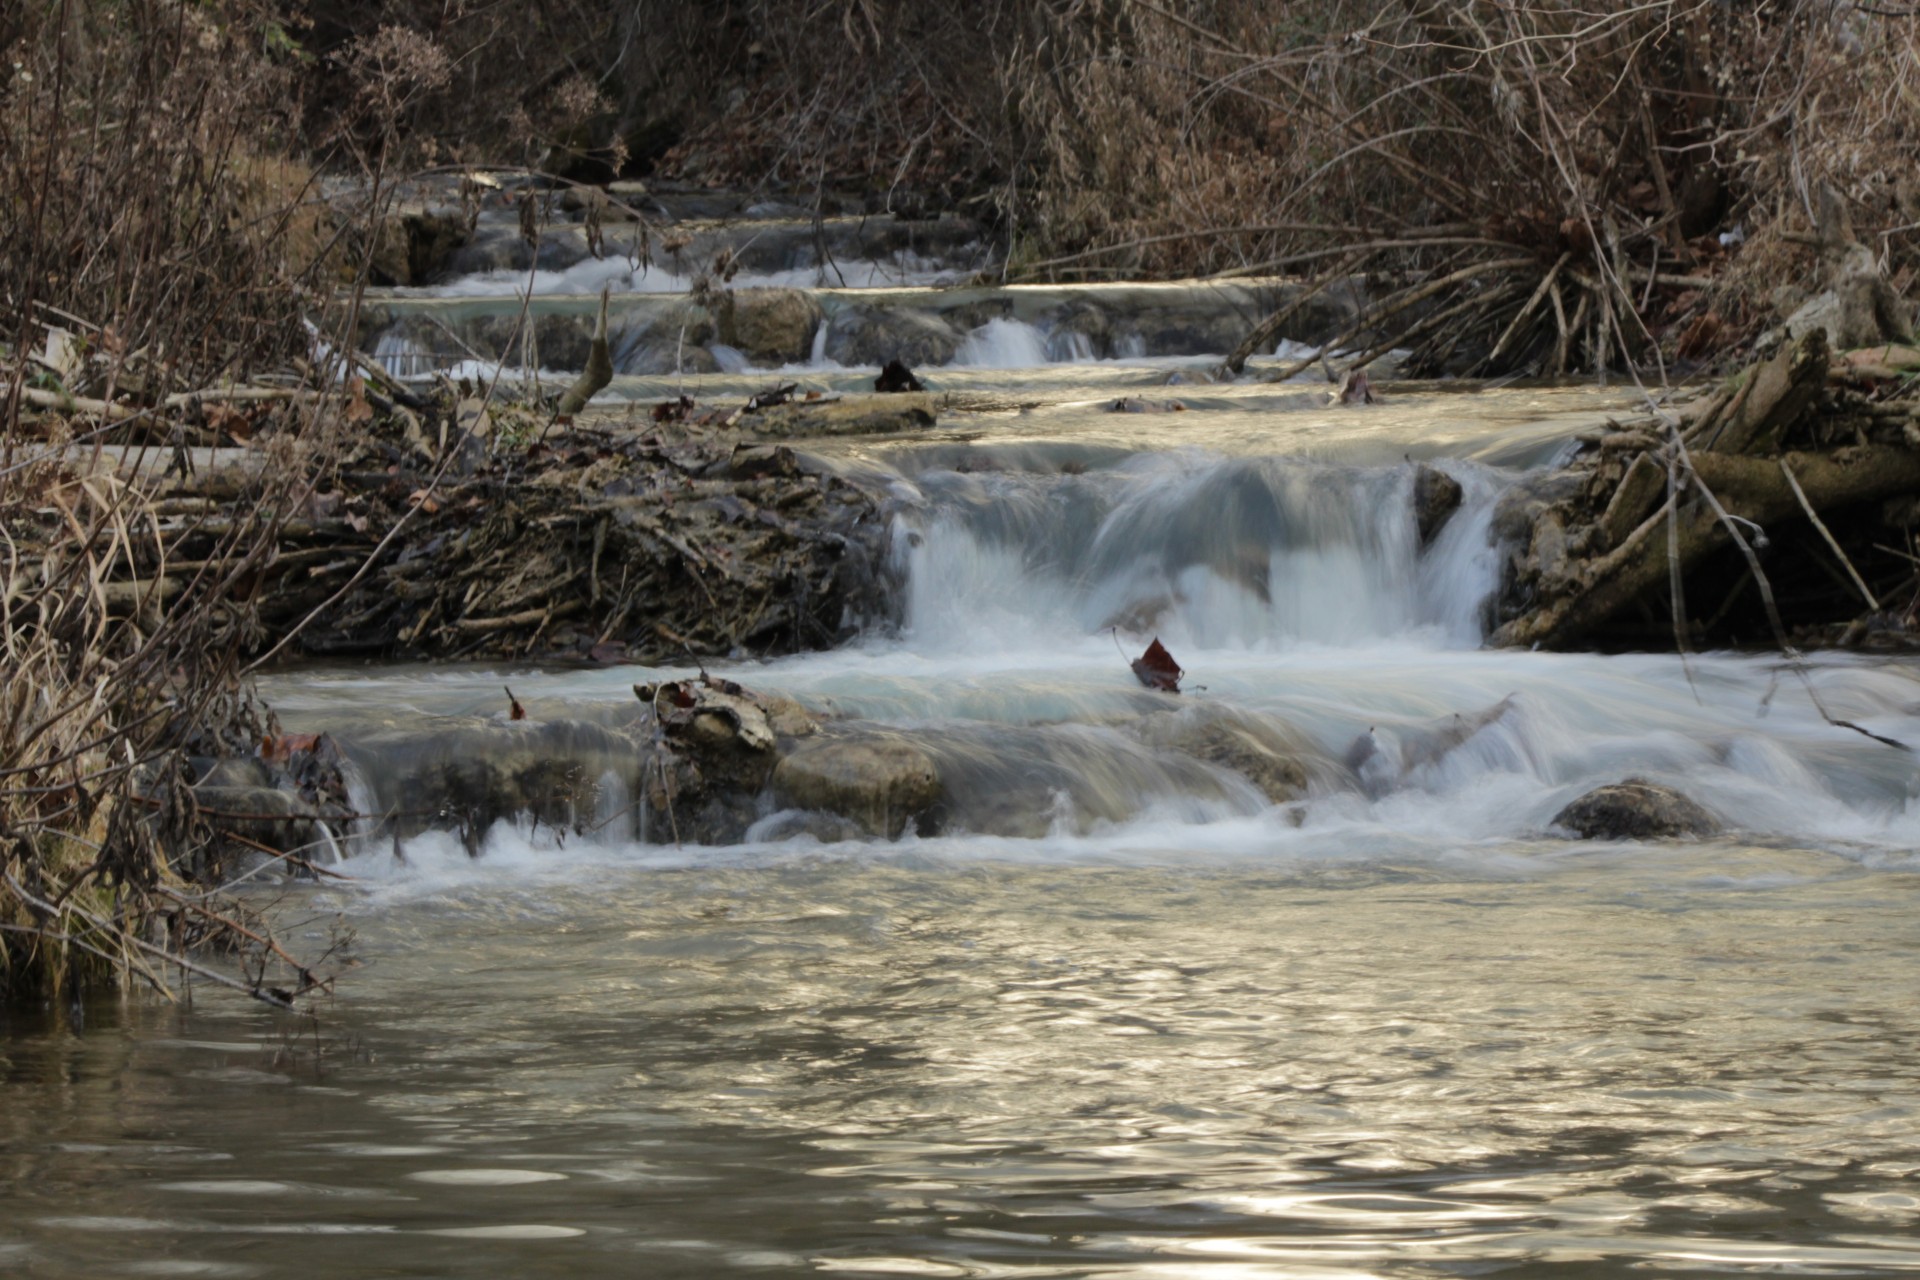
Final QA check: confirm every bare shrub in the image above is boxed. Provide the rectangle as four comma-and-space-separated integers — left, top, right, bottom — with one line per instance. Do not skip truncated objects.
1002, 1, 1919, 371
0, 1, 348, 1004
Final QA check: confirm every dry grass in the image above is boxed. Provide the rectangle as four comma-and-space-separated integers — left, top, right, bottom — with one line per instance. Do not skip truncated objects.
0, 1, 378, 1005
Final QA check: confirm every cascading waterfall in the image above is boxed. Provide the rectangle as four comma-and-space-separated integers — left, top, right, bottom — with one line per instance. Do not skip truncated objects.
310, 191, 1920, 864
888, 453, 1504, 651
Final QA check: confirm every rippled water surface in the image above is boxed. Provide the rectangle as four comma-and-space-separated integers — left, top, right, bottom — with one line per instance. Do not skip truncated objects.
5, 848, 1920, 1277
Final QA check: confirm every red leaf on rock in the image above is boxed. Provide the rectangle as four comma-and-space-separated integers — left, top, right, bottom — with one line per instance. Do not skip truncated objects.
1131, 638, 1183, 693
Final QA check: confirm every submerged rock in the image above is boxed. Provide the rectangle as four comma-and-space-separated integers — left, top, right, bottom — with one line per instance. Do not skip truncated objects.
1166, 722, 1307, 804
1130, 706, 1333, 806
1552, 778, 1719, 840
1344, 696, 1514, 799
772, 734, 942, 839
742, 393, 936, 439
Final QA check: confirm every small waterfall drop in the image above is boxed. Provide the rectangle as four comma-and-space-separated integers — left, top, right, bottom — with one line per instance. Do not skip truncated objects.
956, 318, 1053, 368
889, 454, 1502, 652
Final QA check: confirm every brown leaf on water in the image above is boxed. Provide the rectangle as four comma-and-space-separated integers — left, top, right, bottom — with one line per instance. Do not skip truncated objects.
505, 686, 526, 721
1130, 637, 1183, 693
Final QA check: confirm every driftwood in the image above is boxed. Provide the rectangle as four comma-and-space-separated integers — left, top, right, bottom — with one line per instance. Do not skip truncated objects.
1489, 329, 1920, 650
555, 286, 613, 418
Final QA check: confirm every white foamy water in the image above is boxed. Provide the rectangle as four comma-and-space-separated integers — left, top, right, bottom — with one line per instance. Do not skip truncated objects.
954, 317, 1053, 368
891, 453, 1504, 650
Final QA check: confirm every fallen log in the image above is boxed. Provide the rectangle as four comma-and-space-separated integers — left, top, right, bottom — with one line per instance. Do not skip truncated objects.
1490, 445, 1920, 648
1489, 329, 1920, 650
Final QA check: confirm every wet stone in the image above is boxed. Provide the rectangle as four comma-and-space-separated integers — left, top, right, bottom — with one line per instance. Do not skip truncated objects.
1552, 778, 1720, 840
720, 288, 823, 365
1412, 464, 1464, 545
771, 734, 942, 840
823, 305, 962, 367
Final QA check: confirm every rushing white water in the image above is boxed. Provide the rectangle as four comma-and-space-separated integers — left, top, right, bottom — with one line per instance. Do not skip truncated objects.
891, 453, 1504, 650
954, 317, 1053, 368
427, 251, 978, 299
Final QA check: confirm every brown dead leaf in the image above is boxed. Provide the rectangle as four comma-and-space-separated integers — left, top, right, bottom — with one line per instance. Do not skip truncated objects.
1130, 638, 1183, 693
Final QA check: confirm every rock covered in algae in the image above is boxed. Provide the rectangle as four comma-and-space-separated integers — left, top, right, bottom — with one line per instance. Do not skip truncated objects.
1551, 778, 1719, 840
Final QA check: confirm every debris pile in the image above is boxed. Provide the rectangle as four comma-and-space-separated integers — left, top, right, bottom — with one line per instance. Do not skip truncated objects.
277, 421, 895, 663
1490, 332, 1920, 651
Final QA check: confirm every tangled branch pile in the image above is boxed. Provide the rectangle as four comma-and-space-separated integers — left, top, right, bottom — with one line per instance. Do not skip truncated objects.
1491, 332, 1920, 651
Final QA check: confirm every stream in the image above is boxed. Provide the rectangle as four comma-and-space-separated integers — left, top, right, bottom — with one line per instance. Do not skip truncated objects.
4, 194, 1920, 1279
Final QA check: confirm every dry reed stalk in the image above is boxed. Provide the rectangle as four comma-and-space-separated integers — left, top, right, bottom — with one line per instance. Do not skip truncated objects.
0, 1, 437, 1005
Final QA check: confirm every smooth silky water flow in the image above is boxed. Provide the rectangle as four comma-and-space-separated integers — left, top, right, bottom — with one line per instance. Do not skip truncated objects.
8, 283, 1920, 1278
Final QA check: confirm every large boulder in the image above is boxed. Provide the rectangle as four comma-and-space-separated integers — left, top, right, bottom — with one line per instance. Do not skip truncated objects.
1551, 778, 1719, 840
720, 288, 823, 365
771, 734, 941, 839
823, 305, 962, 368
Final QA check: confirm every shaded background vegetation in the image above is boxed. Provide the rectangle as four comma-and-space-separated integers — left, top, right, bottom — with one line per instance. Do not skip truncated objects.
287, 1, 1919, 358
